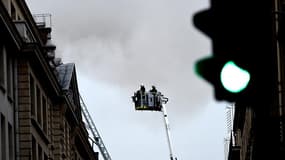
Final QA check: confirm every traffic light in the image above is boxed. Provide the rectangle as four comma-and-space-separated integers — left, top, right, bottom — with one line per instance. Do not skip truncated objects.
193, 0, 277, 104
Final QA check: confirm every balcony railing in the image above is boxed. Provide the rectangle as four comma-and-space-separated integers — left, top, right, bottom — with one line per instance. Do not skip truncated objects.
33, 14, 52, 28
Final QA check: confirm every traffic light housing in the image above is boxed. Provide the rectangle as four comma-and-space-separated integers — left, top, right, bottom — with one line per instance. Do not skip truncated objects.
193, 0, 277, 104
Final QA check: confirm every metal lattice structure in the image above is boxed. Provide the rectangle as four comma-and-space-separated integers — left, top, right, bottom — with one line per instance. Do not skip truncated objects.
80, 95, 112, 160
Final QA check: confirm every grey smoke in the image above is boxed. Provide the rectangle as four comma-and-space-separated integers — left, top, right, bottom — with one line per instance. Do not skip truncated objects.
26, 1, 226, 160
38, 0, 213, 114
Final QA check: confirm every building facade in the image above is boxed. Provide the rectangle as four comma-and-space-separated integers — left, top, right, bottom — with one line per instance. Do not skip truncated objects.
0, 0, 98, 159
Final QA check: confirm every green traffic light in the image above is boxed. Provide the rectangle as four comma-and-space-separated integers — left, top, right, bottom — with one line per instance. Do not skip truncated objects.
220, 61, 250, 93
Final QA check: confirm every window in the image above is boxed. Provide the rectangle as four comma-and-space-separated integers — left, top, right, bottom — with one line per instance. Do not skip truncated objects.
64, 120, 69, 156
48, 102, 52, 136
36, 86, 42, 126
30, 75, 35, 117
32, 136, 36, 160
0, 45, 6, 91
38, 145, 42, 160
8, 123, 13, 160
1, 114, 6, 160
44, 154, 48, 160
42, 96, 47, 133
30, 74, 48, 131
11, 2, 16, 20
6, 54, 13, 101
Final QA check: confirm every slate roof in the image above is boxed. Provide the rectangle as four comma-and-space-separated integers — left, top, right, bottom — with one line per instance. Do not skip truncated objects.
56, 63, 75, 90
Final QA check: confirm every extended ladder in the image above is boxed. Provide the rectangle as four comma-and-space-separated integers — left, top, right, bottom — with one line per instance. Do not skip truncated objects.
80, 95, 112, 160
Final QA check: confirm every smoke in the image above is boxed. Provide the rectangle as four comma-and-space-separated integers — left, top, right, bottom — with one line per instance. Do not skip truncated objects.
26, 0, 212, 115
25, 1, 228, 160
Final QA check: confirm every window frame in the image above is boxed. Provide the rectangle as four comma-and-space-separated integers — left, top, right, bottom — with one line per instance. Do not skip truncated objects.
0, 44, 7, 93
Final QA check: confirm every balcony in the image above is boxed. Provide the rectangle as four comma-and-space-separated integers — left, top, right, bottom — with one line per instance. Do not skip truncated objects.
33, 14, 52, 29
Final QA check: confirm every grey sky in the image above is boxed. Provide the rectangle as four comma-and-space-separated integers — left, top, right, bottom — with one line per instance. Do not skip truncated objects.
26, 0, 229, 159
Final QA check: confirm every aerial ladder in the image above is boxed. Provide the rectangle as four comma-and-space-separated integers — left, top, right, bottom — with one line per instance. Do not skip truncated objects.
80, 95, 112, 160
132, 85, 177, 160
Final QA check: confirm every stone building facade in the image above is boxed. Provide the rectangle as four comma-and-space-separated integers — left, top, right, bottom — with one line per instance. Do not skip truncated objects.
0, 0, 98, 159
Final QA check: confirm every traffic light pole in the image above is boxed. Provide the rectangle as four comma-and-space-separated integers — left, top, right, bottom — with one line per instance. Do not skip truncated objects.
161, 104, 177, 160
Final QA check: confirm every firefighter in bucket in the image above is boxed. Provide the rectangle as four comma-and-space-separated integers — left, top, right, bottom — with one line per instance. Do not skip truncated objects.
132, 85, 163, 111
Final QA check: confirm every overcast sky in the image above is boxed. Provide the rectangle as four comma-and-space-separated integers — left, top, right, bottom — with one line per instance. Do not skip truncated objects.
26, 0, 230, 159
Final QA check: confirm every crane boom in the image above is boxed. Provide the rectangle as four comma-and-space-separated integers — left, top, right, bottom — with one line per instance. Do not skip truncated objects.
80, 95, 112, 160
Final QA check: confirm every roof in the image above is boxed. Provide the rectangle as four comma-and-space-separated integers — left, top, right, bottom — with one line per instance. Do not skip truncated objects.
56, 63, 75, 90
